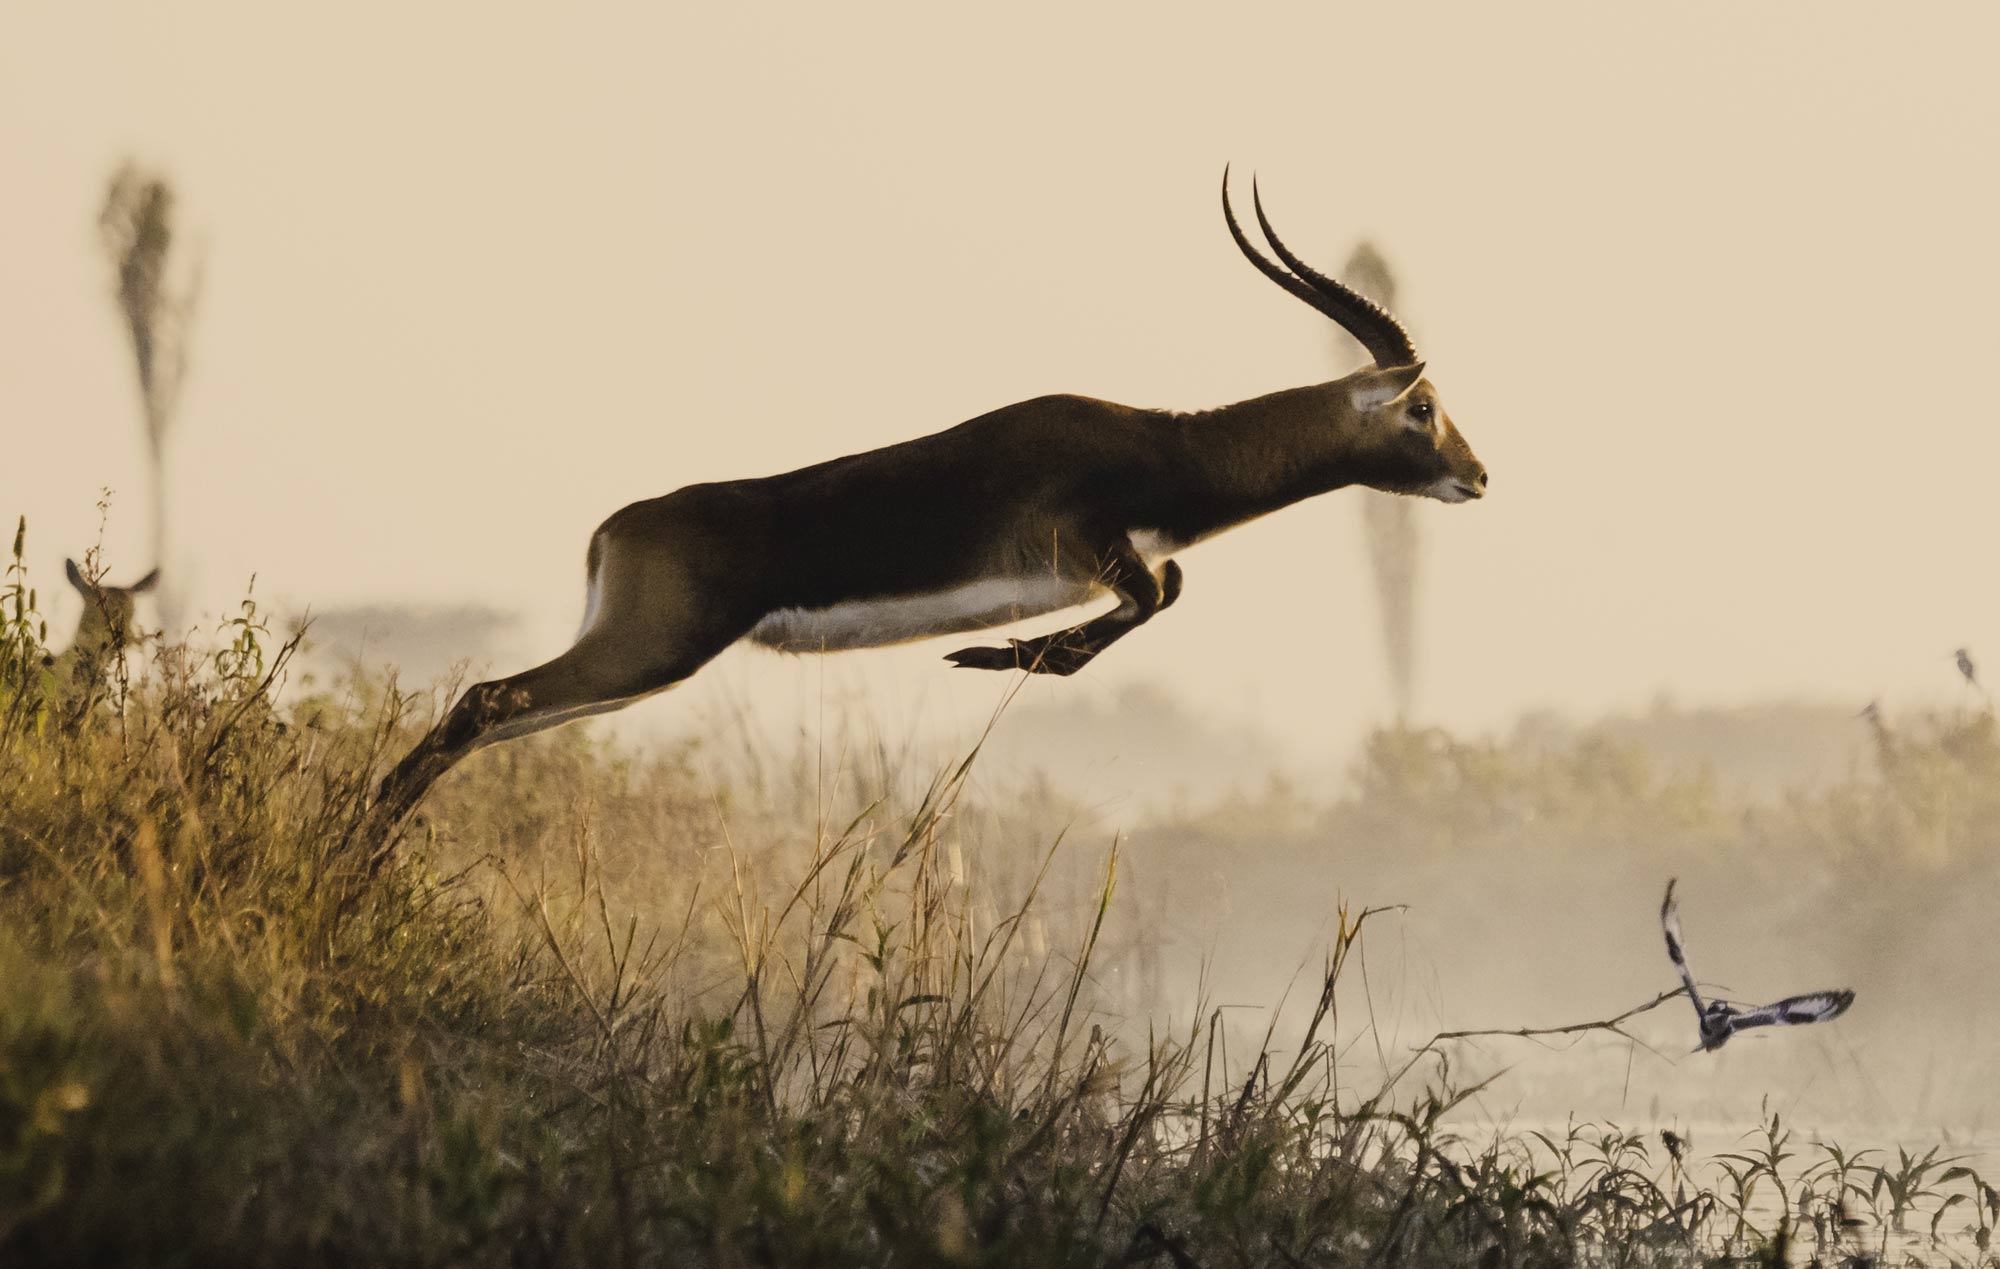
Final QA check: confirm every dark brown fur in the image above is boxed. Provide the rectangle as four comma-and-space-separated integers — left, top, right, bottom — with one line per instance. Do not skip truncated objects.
366, 182, 1487, 836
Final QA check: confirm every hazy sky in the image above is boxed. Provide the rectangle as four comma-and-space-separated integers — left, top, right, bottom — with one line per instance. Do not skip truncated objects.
5, 3, 1998, 762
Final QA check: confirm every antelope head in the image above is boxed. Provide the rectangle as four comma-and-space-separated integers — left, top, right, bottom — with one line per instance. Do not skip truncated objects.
1222, 169, 1488, 504
62, 557, 157, 663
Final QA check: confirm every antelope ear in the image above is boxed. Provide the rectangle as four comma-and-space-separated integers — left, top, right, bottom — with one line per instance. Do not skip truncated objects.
1348, 361, 1427, 410
1380, 361, 1427, 401
65, 558, 89, 594
129, 568, 160, 593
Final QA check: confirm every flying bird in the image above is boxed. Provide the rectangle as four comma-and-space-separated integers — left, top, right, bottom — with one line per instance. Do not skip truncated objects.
1659, 879, 1854, 1052
1955, 648, 1979, 689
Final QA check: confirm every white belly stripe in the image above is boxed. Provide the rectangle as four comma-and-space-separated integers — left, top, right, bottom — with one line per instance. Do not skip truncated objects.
748, 575, 1098, 652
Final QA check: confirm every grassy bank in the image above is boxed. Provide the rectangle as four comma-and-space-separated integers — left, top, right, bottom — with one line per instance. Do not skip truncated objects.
2, 553, 1995, 1265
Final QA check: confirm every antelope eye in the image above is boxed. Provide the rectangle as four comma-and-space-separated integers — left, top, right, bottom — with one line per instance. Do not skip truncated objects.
1408, 401, 1434, 425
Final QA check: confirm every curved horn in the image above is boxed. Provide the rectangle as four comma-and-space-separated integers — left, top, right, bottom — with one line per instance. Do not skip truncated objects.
1222, 167, 1354, 330
1251, 179, 1418, 366
1220, 167, 1421, 368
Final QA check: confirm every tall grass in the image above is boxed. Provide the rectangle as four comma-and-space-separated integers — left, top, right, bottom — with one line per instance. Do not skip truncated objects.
0, 534, 1992, 1265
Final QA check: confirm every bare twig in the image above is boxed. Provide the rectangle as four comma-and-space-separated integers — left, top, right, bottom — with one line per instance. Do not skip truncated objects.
1424, 989, 1684, 1050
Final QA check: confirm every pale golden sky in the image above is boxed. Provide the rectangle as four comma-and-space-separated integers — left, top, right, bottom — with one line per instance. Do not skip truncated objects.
4, 3, 1998, 759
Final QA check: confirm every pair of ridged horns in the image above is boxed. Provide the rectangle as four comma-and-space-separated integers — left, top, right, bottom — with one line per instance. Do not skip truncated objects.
1222, 165, 1420, 369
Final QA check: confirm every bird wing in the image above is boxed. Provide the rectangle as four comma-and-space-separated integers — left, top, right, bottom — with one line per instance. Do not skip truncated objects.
1723, 989, 1856, 1033
1660, 879, 1707, 1025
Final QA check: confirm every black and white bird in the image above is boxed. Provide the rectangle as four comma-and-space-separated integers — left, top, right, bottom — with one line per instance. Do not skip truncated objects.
1660, 879, 1855, 1053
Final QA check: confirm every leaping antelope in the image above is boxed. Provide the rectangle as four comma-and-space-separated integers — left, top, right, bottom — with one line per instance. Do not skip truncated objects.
368, 169, 1489, 830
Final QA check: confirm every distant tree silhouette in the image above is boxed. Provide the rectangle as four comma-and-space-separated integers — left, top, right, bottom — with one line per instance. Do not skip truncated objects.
1339, 242, 1420, 720
99, 163, 200, 634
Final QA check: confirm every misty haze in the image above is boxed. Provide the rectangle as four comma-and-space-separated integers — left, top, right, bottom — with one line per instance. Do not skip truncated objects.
3, 4, 1996, 1264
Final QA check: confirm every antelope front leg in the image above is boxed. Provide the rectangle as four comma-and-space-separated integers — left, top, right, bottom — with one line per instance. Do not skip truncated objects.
946, 553, 1181, 677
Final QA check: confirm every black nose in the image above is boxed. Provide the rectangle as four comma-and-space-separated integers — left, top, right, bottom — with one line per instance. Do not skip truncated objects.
1474, 469, 1489, 490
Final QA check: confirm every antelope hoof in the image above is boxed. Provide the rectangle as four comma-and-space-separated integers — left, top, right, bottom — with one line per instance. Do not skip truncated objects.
944, 644, 1021, 671
944, 639, 1090, 676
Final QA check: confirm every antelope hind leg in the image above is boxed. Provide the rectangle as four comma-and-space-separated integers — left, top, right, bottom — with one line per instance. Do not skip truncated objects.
368, 620, 739, 833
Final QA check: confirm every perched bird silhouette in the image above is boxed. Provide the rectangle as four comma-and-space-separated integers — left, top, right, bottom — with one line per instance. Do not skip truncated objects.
1660, 879, 1854, 1052
1955, 647, 1979, 689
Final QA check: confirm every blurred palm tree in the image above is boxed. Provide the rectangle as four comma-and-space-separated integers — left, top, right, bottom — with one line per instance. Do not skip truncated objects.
99, 163, 201, 635
1339, 242, 1419, 720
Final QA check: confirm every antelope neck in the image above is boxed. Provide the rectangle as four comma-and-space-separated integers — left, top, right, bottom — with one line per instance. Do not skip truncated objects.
1152, 381, 1364, 540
